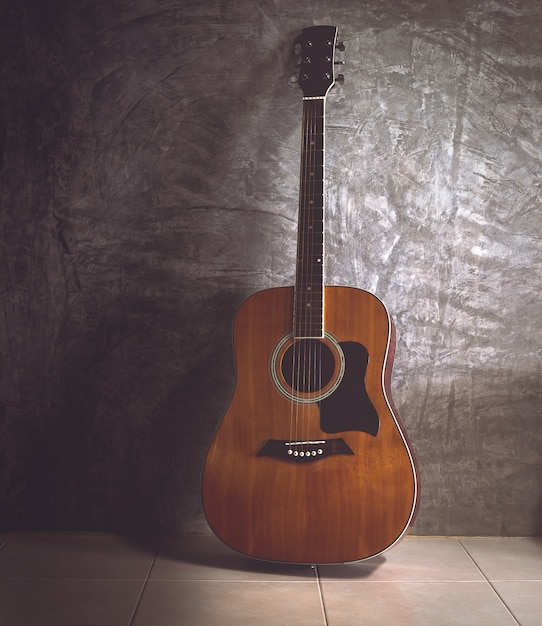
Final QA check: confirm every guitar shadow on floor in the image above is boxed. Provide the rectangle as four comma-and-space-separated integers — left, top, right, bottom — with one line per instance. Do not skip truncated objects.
124, 533, 387, 579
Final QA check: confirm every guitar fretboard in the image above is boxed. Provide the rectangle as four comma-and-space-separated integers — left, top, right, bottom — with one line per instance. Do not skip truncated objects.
294, 98, 325, 338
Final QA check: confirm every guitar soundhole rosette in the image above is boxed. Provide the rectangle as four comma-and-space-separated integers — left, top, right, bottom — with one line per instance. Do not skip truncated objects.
269, 332, 345, 404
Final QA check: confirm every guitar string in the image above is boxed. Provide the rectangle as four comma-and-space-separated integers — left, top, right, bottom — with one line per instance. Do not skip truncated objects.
290, 99, 325, 456
316, 99, 326, 449
319, 97, 325, 414
305, 99, 320, 454
308, 99, 318, 452
303, 99, 313, 451
302, 101, 313, 454
303, 100, 316, 454
301, 99, 313, 453
315, 99, 324, 449
290, 100, 309, 454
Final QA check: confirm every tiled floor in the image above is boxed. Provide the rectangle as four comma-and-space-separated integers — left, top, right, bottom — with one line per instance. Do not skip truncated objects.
0, 533, 541, 625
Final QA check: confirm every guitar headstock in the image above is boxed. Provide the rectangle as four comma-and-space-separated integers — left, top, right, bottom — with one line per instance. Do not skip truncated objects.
296, 26, 339, 98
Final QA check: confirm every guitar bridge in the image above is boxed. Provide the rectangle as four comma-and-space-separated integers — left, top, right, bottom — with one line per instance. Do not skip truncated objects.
257, 438, 353, 463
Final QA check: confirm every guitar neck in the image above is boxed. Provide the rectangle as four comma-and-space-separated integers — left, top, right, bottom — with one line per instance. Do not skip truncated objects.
294, 97, 325, 339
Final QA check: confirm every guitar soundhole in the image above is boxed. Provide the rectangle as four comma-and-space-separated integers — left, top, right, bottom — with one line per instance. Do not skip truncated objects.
281, 339, 335, 393
270, 332, 345, 403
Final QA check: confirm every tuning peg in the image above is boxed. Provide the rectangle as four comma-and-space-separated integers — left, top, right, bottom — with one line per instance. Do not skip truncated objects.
288, 74, 300, 88
335, 74, 345, 85
335, 41, 345, 51
334, 60, 345, 65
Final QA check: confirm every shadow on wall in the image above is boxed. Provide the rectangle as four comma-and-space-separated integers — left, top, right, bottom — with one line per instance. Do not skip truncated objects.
0, 287, 242, 534
82, 288, 243, 536
0, 1, 300, 533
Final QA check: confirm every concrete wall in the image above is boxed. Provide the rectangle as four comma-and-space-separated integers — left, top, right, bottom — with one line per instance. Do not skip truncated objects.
1, 0, 540, 535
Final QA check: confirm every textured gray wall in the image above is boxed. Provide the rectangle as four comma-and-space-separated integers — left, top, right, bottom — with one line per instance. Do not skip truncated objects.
1, 0, 541, 535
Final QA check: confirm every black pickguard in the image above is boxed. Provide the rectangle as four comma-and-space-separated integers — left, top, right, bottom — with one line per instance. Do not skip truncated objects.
319, 341, 379, 436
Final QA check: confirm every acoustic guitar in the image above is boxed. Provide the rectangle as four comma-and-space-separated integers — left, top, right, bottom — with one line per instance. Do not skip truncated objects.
202, 25, 419, 564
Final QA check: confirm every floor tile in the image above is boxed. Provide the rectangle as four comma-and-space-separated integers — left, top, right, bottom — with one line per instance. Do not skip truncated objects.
321, 581, 518, 626
132, 580, 325, 626
318, 537, 484, 581
460, 537, 542, 581
493, 580, 542, 626
0, 533, 155, 580
151, 534, 316, 581
0, 533, 538, 625
0, 579, 144, 626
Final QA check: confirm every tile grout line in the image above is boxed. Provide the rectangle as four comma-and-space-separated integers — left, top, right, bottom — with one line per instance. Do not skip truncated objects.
315, 565, 329, 626
482, 579, 523, 626
127, 548, 159, 626
457, 538, 521, 626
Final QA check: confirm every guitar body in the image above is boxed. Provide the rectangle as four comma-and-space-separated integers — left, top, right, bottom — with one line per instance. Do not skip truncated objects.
202, 285, 418, 564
